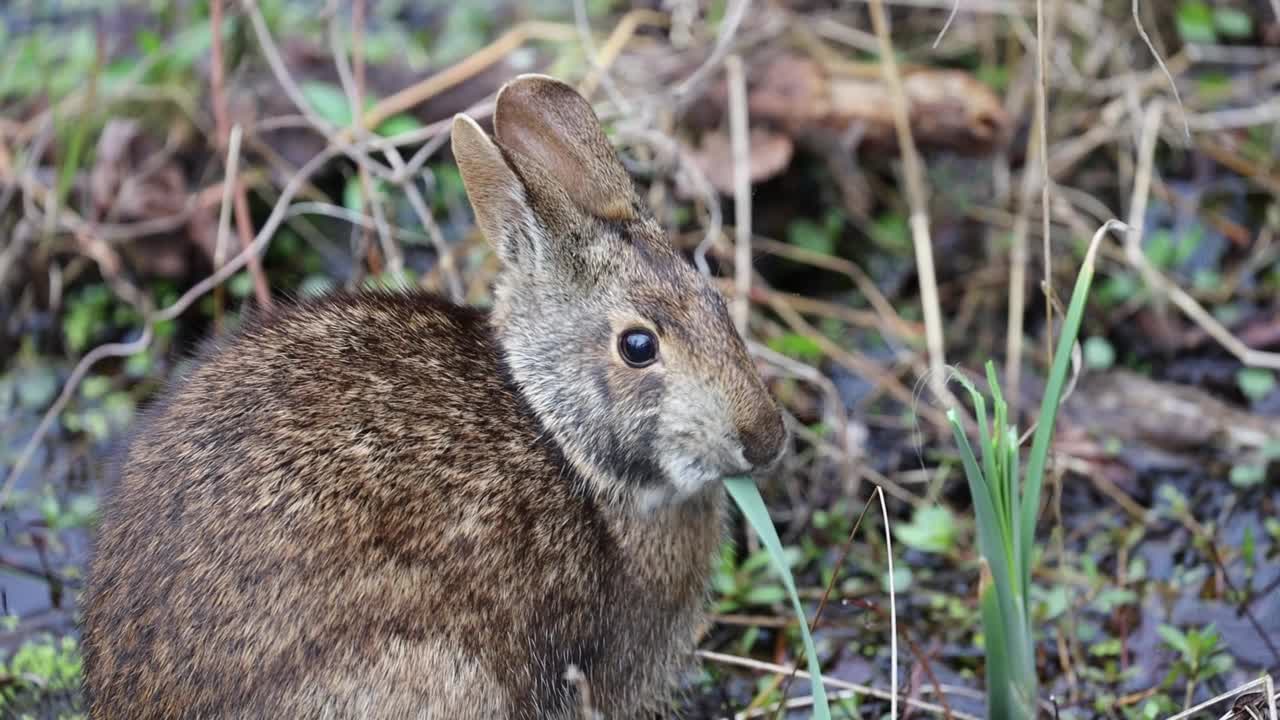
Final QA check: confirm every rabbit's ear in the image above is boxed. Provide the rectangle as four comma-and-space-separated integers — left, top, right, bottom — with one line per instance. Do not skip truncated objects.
493, 74, 636, 222
451, 113, 534, 265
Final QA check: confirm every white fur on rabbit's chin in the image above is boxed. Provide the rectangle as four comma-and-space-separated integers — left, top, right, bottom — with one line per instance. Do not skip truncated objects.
632, 454, 724, 515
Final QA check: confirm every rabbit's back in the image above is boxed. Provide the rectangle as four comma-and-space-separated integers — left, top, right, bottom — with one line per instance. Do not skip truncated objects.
81, 291, 707, 719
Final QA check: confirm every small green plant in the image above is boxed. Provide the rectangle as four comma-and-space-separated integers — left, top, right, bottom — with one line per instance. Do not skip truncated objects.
1158, 623, 1233, 706
787, 209, 845, 256
894, 505, 957, 554
0, 634, 82, 708
949, 220, 1126, 719
711, 543, 797, 613
1237, 367, 1277, 402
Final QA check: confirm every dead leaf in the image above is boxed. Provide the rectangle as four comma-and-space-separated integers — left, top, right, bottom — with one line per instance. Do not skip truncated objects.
89, 119, 194, 279
687, 128, 794, 195
90, 119, 188, 223
746, 54, 830, 127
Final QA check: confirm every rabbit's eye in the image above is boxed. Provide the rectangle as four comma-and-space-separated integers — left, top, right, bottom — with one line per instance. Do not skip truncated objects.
619, 329, 659, 368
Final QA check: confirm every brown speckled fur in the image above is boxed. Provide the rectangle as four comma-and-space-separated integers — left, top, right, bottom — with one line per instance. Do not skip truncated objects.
82, 75, 787, 719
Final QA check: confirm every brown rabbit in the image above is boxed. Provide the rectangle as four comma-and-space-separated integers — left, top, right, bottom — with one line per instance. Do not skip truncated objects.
80, 74, 787, 719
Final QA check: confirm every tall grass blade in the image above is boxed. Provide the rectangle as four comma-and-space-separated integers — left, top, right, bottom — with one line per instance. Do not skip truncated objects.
950, 219, 1126, 719
1021, 222, 1125, 587
979, 572, 1012, 719
724, 476, 831, 720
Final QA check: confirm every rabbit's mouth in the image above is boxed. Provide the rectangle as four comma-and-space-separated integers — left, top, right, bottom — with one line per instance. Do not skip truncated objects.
651, 441, 753, 503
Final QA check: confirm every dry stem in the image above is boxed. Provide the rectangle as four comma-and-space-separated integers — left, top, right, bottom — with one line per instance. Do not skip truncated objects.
1125, 101, 1280, 370
726, 54, 752, 334
866, 0, 949, 408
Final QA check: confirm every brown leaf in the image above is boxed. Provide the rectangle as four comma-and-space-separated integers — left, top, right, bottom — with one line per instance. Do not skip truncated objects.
746, 54, 830, 127
90, 119, 188, 223
686, 128, 794, 195
89, 119, 194, 279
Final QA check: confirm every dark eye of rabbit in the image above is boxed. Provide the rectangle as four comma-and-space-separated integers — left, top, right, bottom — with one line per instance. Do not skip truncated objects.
619, 329, 659, 368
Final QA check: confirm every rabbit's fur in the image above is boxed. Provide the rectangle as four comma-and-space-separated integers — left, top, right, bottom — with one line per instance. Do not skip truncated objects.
81, 75, 787, 719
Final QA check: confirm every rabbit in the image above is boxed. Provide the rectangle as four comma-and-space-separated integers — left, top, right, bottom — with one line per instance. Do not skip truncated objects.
80, 74, 788, 720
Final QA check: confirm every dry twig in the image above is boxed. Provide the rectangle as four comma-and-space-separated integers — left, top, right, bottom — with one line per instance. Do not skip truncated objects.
1126, 101, 1280, 370
862, 2, 949, 407
726, 54, 752, 334
211, 0, 272, 308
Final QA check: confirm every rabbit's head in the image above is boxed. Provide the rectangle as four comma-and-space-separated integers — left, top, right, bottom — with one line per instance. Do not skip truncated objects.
452, 75, 786, 512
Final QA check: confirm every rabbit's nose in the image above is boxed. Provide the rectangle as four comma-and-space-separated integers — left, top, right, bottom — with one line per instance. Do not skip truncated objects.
738, 409, 788, 470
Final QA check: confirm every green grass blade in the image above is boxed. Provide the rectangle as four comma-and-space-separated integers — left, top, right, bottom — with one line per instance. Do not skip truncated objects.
949, 376, 1014, 562
1005, 427, 1027, 607
725, 476, 830, 720
979, 578, 1013, 720
947, 410, 1017, 625
955, 369, 998, 499
947, 410, 998, 558
983, 363, 1012, 536
1021, 253, 1098, 575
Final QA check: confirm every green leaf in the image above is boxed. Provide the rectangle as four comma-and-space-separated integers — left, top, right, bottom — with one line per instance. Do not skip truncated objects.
228, 271, 255, 299
869, 212, 910, 252
376, 113, 423, 138
1089, 638, 1122, 657
1158, 624, 1191, 659
976, 64, 1010, 92
1229, 464, 1266, 488
1212, 8, 1253, 38
787, 218, 836, 256
724, 476, 830, 719
1083, 336, 1115, 370
79, 376, 111, 400
766, 333, 824, 363
1176, 1, 1217, 43
300, 274, 335, 299
893, 505, 957, 554
1145, 231, 1171, 268
740, 547, 775, 575
1098, 273, 1139, 307
1094, 587, 1137, 612
1236, 368, 1276, 401
881, 564, 912, 593
300, 81, 355, 127
1196, 71, 1234, 104
1036, 585, 1068, 621
742, 584, 787, 606
16, 367, 59, 410
343, 175, 364, 212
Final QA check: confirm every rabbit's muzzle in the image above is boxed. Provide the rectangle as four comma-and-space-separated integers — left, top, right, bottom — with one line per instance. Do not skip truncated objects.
738, 404, 788, 471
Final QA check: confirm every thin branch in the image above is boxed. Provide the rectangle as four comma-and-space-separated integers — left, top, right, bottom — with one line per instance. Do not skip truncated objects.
698, 650, 977, 720
1125, 101, 1280, 370
2, 133, 346, 504
878, 485, 899, 720
572, 0, 629, 109
211, 0, 272, 307
343, 21, 577, 140
1131, 0, 1190, 141
933, 0, 963, 47
673, 0, 751, 104
0, 331, 154, 509
866, 0, 950, 407
1036, 0, 1055, 372
242, 0, 395, 178
726, 54, 751, 334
